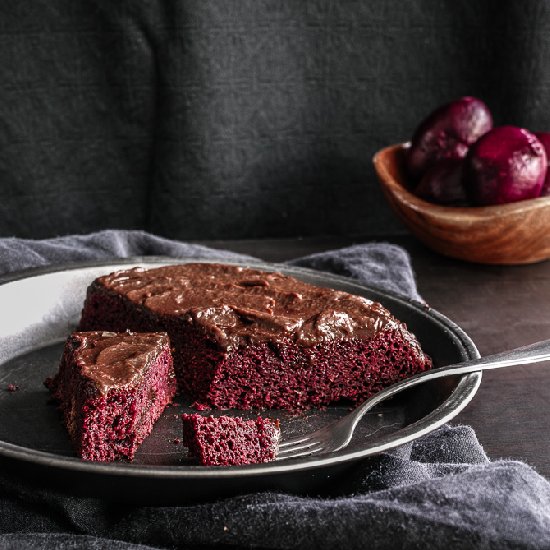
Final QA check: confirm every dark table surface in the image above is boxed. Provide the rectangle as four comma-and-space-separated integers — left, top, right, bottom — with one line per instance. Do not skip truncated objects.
202, 235, 550, 478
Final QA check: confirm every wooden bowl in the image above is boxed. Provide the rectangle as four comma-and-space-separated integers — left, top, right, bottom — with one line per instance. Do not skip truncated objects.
373, 143, 550, 265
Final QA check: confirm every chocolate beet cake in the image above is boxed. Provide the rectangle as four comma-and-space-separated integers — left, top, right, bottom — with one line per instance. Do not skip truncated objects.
182, 414, 280, 466
78, 263, 432, 410
46, 331, 176, 462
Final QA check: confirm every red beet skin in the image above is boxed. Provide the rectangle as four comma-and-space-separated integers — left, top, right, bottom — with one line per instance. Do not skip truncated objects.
534, 132, 550, 196
415, 158, 468, 205
466, 126, 547, 206
407, 96, 493, 180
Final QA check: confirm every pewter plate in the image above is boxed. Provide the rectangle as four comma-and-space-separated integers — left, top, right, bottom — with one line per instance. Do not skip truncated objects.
0, 259, 481, 503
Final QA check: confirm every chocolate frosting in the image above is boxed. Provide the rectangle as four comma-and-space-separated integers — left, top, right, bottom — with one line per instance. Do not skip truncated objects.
96, 263, 400, 350
71, 332, 168, 395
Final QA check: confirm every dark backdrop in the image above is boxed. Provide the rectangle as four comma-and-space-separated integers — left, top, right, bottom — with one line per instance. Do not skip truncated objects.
1, 0, 549, 240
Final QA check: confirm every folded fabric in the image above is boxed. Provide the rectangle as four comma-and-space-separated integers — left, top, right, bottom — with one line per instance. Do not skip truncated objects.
1, 426, 549, 550
0, 229, 418, 300
0, 230, 254, 275
0, 230, 548, 550
287, 243, 421, 301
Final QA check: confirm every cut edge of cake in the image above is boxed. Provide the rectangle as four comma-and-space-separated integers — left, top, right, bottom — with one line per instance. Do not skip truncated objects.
46, 330, 176, 462
181, 414, 280, 466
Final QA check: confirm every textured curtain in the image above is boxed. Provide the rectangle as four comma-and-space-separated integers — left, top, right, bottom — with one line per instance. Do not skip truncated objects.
0, 0, 549, 239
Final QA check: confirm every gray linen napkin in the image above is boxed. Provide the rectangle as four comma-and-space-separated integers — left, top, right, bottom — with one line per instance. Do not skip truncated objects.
0, 230, 548, 550
0, 230, 418, 299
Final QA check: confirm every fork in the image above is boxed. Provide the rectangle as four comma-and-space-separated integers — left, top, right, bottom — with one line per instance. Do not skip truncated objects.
277, 338, 550, 460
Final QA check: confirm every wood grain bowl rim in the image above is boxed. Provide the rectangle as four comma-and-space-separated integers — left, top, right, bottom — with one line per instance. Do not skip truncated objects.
373, 143, 550, 223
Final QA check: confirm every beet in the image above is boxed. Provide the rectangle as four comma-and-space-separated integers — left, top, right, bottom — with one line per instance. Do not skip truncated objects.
466, 126, 547, 206
407, 96, 493, 179
534, 132, 550, 196
415, 158, 468, 205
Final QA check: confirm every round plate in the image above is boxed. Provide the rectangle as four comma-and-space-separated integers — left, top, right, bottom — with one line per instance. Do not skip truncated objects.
0, 258, 481, 503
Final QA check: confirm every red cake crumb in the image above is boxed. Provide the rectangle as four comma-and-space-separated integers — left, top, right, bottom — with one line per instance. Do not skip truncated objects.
46, 331, 176, 462
181, 414, 280, 466
78, 263, 432, 410
192, 402, 211, 411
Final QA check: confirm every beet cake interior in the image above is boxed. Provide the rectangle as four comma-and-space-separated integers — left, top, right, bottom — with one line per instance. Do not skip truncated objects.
46, 331, 176, 462
78, 263, 432, 410
182, 414, 280, 466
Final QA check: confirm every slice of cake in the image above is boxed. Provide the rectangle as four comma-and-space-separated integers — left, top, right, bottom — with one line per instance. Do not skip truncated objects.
78, 263, 432, 410
181, 414, 280, 466
46, 331, 176, 462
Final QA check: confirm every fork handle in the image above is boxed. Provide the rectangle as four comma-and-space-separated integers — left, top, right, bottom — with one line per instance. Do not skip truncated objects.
351, 338, 550, 432
430, 337, 550, 376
